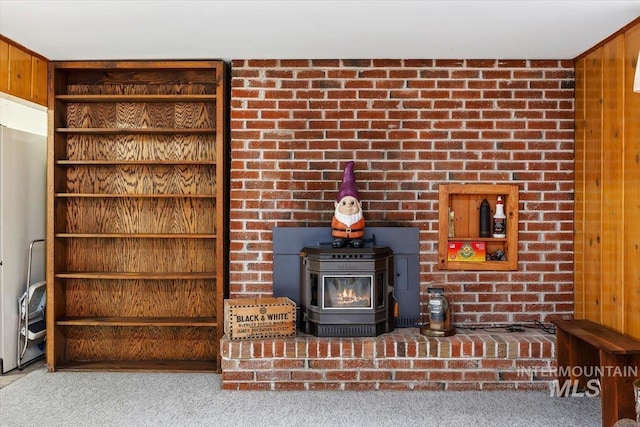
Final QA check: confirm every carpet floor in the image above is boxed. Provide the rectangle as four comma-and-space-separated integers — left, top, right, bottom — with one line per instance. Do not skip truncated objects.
0, 368, 600, 427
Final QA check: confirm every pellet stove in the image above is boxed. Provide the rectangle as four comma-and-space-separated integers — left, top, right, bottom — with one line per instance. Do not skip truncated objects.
299, 245, 395, 337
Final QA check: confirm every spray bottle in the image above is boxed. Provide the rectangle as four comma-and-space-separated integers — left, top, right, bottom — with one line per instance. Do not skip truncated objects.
492, 196, 506, 238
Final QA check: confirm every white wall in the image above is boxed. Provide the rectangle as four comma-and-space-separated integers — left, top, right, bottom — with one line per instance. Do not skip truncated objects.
0, 93, 47, 136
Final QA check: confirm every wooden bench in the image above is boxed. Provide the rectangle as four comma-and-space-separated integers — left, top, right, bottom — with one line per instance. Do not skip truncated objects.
552, 319, 640, 427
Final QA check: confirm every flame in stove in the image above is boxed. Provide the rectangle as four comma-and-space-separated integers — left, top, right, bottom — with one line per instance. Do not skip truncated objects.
337, 286, 370, 306
324, 277, 373, 308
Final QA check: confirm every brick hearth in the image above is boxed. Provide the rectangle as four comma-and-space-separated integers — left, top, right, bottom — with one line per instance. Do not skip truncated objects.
220, 328, 556, 391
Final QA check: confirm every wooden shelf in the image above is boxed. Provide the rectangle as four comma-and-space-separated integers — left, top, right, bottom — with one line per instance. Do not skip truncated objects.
56, 160, 216, 166
52, 360, 218, 372
55, 193, 216, 198
438, 183, 519, 271
47, 60, 227, 372
55, 272, 219, 280
56, 94, 217, 102
445, 237, 507, 242
56, 128, 216, 134
55, 233, 217, 239
56, 317, 218, 327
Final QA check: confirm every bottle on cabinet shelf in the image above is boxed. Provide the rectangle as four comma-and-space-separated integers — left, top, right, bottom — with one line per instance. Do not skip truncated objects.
492, 196, 506, 238
479, 199, 491, 237
448, 208, 455, 238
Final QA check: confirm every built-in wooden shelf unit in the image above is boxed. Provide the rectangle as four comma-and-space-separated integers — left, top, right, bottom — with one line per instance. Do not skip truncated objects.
46, 60, 227, 372
438, 184, 519, 271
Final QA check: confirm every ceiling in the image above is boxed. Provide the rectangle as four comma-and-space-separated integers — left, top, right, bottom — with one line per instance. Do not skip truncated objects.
1, 0, 639, 61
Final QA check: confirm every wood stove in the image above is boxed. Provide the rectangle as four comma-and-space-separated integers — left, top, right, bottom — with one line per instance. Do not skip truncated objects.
299, 246, 394, 337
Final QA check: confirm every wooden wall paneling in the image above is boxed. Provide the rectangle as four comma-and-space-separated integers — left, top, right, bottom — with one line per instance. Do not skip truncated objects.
0, 39, 8, 92
624, 25, 640, 338
573, 57, 586, 319
601, 35, 625, 331
576, 20, 640, 339
583, 48, 603, 324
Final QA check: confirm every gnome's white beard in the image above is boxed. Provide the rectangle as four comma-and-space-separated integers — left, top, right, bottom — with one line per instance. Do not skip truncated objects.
334, 210, 363, 227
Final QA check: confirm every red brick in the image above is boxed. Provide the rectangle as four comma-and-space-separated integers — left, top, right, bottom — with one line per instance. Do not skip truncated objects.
256, 370, 290, 381
482, 382, 517, 391
395, 370, 429, 381
377, 359, 412, 369
413, 359, 447, 370
377, 382, 413, 391
326, 370, 358, 381
412, 382, 446, 391
307, 382, 343, 390
273, 382, 307, 391
345, 382, 379, 390
359, 370, 393, 381
446, 382, 481, 391
221, 371, 254, 381
308, 359, 341, 369
291, 370, 323, 381
517, 382, 551, 391
235, 382, 273, 391
343, 359, 375, 369
464, 371, 499, 381
429, 371, 463, 381
273, 359, 305, 369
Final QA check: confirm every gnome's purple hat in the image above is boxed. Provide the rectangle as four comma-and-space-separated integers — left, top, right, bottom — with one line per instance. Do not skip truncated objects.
336, 161, 360, 201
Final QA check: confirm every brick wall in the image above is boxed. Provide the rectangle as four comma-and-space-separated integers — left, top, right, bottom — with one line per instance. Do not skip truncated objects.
229, 59, 575, 326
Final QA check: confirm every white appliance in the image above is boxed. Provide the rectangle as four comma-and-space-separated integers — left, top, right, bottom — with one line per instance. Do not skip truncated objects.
0, 126, 46, 373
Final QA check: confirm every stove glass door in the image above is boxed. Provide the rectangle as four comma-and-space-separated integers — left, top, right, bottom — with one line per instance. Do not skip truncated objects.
322, 275, 373, 309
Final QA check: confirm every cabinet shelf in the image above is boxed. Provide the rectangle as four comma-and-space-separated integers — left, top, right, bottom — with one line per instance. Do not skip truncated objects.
55, 233, 217, 239
55, 193, 216, 198
56, 128, 216, 134
447, 237, 507, 242
56, 94, 217, 103
56, 317, 218, 327
53, 360, 217, 372
438, 183, 519, 271
55, 272, 219, 280
56, 160, 216, 166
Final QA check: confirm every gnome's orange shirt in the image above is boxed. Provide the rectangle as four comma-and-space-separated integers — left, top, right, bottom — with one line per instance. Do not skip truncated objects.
331, 216, 365, 239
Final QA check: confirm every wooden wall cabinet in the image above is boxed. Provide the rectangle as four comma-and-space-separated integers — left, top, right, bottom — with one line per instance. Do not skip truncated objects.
46, 60, 227, 371
0, 36, 48, 106
438, 184, 519, 271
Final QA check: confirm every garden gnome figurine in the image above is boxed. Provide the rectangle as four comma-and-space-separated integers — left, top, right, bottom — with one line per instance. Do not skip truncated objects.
332, 161, 365, 248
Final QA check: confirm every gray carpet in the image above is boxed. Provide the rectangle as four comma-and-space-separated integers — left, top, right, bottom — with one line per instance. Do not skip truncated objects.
0, 368, 600, 427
